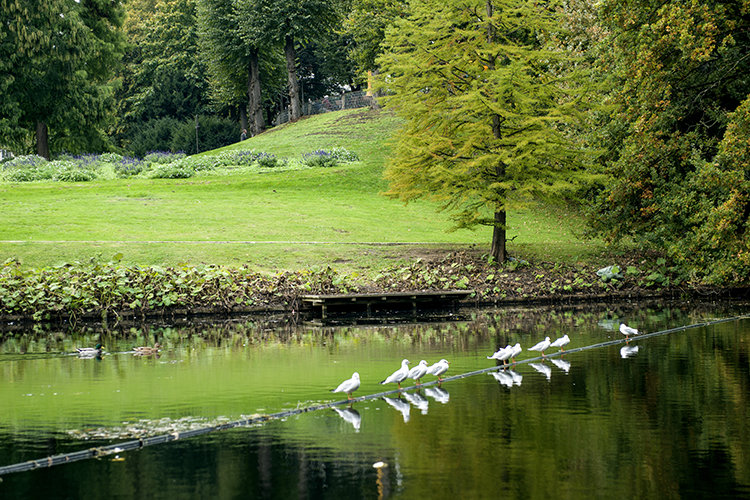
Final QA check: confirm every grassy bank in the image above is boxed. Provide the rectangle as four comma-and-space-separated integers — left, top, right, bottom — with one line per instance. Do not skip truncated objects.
0, 109, 604, 274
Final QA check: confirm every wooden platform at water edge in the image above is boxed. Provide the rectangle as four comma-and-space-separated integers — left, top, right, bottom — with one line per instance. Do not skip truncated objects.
300, 290, 473, 320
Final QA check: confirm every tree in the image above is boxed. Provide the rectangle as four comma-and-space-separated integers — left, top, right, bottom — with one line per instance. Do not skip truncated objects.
342, 0, 406, 80
243, 0, 343, 122
1, 0, 126, 157
117, 0, 211, 150
378, 0, 576, 262
588, 0, 750, 283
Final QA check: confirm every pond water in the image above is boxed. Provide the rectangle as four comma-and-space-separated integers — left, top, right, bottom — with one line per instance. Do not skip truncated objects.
1, 301, 749, 499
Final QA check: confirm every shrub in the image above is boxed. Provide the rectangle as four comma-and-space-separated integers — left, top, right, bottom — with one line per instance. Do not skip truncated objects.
329, 147, 359, 162
145, 151, 185, 165
150, 163, 195, 179
51, 162, 98, 182
256, 153, 279, 168
114, 157, 146, 177
302, 150, 339, 168
99, 153, 124, 163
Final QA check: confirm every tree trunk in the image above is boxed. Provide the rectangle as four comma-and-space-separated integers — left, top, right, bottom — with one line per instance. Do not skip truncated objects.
248, 48, 265, 135
490, 209, 506, 263
486, 0, 507, 263
36, 121, 50, 159
239, 107, 247, 134
284, 35, 301, 121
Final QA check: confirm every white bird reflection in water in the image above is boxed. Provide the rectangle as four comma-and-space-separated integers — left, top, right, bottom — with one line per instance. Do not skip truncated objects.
332, 406, 361, 432
489, 369, 514, 388
402, 391, 429, 415
620, 345, 640, 358
508, 370, 523, 386
383, 396, 411, 423
550, 358, 571, 373
424, 387, 450, 404
530, 362, 552, 381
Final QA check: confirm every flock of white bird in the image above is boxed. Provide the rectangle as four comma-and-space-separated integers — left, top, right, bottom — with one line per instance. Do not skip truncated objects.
331, 323, 640, 401
332, 322, 642, 401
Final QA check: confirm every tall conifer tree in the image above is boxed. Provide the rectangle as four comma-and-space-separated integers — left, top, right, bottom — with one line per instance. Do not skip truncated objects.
379, 0, 574, 262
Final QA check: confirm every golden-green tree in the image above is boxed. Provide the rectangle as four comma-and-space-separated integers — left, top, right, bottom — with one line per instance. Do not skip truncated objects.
378, 0, 577, 262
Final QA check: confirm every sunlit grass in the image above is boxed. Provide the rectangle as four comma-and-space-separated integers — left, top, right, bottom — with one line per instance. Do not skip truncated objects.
0, 109, 604, 272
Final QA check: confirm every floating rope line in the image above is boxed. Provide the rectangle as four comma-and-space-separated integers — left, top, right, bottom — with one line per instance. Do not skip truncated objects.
1, 314, 747, 477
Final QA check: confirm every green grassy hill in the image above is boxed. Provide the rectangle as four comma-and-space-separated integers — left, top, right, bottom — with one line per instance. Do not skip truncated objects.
0, 108, 602, 273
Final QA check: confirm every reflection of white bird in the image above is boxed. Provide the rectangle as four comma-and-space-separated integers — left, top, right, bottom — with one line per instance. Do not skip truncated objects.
407, 360, 429, 386
528, 337, 551, 357
620, 345, 640, 358
490, 370, 514, 388
550, 358, 571, 373
509, 343, 522, 364
424, 387, 450, 404
403, 391, 429, 414
332, 372, 360, 400
488, 345, 513, 366
381, 359, 410, 389
427, 359, 450, 381
549, 335, 570, 352
620, 323, 640, 341
383, 396, 411, 423
508, 370, 523, 386
332, 407, 361, 431
530, 362, 552, 381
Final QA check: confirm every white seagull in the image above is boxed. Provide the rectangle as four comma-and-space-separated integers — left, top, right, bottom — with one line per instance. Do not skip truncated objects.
380, 359, 410, 389
620, 323, 640, 341
488, 345, 513, 365
332, 372, 360, 401
528, 337, 551, 357
407, 360, 429, 386
509, 343, 522, 364
427, 359, 450, 382
549, 334, 570, 352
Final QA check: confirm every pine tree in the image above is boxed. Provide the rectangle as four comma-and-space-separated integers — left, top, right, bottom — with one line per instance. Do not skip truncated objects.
378, 0, 575, 262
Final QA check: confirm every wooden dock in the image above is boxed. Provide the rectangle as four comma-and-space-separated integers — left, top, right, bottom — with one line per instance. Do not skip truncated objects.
300, 290, 473, 320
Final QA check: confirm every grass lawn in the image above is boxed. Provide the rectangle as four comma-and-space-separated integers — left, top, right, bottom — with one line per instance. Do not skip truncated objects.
0, 109, 605, 273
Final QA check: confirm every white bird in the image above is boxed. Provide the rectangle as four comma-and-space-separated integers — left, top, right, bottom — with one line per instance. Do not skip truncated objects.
380, 359, 410, 389
407, 360, 429, 385
509, 343, 522, 364
549, 334, 570, 352
528, 337, 551, 357
332, 372, 360, 401
427, 359, 450, 381
488, 345, 513, 365
620, 323, 640, 341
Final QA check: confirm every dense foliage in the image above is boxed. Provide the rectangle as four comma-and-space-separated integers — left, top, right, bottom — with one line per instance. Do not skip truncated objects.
586, 0, 750, 284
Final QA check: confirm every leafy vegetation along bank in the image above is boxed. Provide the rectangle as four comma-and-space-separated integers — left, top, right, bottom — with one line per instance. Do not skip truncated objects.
1, 252, 741, 326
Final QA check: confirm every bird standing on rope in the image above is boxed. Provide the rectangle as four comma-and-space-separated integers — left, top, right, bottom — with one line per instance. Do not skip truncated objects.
332, 372, 360, 401
550, 334, 570, 352
427, 359, 450, 382
408, 360, 429, 386
487, 345, 512, 366
381, 359, 410, 389
619, 323, 640, 342
528, 337, 551, 357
